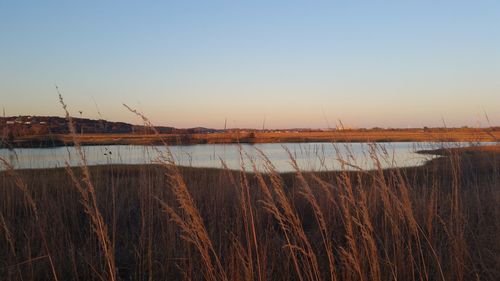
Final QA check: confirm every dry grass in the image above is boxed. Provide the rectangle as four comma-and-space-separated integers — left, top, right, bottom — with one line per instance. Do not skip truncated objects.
0, 144, 498, 280
5, 128, 500, 148
58, 92, 117, 281
0, 102, 499, 280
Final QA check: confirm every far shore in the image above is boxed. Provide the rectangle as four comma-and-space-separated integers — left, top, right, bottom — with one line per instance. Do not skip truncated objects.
2, 128, 499, 148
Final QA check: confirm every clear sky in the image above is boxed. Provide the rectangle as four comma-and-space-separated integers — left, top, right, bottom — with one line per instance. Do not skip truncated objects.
1, 1, 499, 129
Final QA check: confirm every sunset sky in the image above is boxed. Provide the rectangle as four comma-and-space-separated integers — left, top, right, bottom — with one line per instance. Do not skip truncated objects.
1, 1, 499, 129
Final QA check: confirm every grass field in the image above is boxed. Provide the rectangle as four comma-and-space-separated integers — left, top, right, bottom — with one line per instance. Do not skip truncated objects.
4, 128, 500, 148
0, 143, 499, 281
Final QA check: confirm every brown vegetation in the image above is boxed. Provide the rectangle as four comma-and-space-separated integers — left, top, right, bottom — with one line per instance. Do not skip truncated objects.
2, 115, 500, 148
0, 144, 499, 280
2, 128, 500, 148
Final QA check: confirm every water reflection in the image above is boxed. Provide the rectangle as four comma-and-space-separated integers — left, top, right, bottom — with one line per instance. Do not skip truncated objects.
0, 142, 489, 172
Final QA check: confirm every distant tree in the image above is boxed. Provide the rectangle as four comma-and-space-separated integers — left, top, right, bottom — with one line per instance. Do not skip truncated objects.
244, 132, 257, 144
2, 127, 14, 147
8, 130, 14, 143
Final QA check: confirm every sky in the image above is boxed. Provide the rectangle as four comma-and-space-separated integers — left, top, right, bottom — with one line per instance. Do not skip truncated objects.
1, 1, 499, 129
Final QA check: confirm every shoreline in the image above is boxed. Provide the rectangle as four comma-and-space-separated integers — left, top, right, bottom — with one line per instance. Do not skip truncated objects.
416, 144, 500, 156
2, 129, 499, 148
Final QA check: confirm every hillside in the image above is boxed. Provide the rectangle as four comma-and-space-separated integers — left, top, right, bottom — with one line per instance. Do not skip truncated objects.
1, 115, 499, 148
0, 116, 219, 137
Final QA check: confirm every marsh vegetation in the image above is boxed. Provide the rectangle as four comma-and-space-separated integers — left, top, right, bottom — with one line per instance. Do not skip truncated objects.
1, 142, 499, 281
1, 102, 499, 281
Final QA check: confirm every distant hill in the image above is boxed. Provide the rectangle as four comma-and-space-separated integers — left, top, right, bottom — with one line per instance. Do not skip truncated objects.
1, 115, 499, 148
0, 116, 220, 138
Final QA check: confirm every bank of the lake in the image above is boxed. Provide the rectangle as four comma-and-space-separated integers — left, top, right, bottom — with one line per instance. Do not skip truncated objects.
2, 128, 500, 148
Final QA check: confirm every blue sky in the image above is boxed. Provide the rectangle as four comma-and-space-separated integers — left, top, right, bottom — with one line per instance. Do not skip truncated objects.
1, 1, 499, 128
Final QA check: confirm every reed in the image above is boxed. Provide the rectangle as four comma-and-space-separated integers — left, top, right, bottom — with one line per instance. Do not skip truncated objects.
0, 108, 499, 280
58, 92, 116, 281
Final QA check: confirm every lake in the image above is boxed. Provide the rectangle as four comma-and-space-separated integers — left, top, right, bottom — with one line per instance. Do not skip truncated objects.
0, 142, 489, 172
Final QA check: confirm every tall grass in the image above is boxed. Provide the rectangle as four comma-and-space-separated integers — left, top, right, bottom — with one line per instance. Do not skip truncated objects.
0, 110, 499, 280
58, 92, 117, 281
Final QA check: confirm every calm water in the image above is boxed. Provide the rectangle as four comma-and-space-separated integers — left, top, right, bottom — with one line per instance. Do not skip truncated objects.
0, 142, 489, 172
